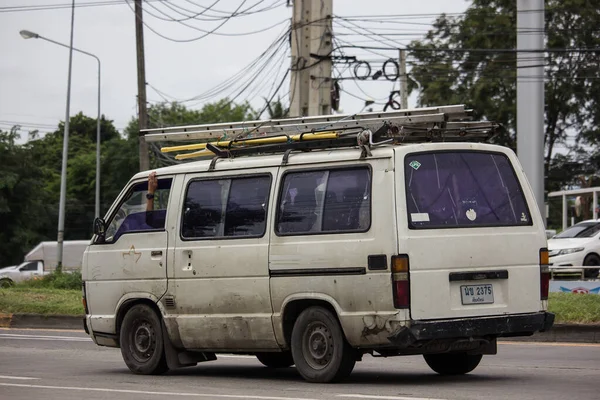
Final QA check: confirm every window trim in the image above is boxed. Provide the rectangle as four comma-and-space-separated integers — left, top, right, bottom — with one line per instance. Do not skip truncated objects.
275, 164, 373, 237
404, 150, 533, 230
179, 173, 273, 241
93, 177, 173, 245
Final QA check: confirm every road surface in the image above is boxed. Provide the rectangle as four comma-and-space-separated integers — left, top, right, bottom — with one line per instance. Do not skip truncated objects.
1, 328, 598, 400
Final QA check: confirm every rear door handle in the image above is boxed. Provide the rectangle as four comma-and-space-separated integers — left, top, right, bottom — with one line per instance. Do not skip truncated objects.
151, 250, 163, 257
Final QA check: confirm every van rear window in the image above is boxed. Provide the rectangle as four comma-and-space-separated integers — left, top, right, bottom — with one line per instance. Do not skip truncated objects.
404, 151, 531, 229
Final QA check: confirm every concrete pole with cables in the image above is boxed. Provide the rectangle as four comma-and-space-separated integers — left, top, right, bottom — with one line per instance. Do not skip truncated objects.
398, 49, 408, 109
290, 0, 332, 117
289, 0, 310, 117
308, 0, 333, 116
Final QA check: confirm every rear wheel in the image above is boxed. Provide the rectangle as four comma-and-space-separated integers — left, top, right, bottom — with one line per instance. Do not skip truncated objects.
0, 278, 14, 288
583, 254, 600, 279
423, 353, 482, 375
256, 352, 294, 368
291, 306, 356, 383
120, 304, 168, 375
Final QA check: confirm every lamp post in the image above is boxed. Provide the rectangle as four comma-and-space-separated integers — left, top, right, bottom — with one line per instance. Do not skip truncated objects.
20, 30, 102, 223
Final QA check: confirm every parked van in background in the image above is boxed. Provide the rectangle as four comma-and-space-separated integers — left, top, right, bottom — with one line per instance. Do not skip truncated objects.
82, 106, 554, 383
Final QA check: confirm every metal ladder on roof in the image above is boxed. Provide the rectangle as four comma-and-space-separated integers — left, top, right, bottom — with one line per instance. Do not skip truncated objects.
141, 104, 501, 161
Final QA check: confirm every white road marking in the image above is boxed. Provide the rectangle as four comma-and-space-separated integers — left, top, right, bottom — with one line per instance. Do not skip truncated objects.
337, 395, 447, 400
0, 333, 90, 342
218, 355, 256, 359
0, 375, 40, 380
0, 383, 319, 400
499, 341, 600, 348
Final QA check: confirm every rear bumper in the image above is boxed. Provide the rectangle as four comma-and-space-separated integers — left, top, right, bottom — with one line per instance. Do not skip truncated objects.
389, 311, 555, 347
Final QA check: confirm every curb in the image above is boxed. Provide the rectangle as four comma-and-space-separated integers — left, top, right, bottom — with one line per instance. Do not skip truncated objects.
1, 314, 599, 343
0, 313, 82, 330
501, 323, 600, 344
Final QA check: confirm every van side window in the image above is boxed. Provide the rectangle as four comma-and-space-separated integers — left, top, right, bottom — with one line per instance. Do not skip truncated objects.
277, 167, 371, 235
103, 178, 173, 243
182, 175, 271, 239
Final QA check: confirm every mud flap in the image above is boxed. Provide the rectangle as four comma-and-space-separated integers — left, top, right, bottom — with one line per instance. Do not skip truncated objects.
161, 320, 216, 370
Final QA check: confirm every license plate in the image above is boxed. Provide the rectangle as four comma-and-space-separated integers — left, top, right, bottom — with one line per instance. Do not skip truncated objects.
460, 284, 494, 305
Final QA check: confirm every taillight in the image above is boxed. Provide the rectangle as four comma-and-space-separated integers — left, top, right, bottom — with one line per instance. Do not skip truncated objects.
82, 281, 89, 314
392, 255, 410, 309
540, 248, 550, 300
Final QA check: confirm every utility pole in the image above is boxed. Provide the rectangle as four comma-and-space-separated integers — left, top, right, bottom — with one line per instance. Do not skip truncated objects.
308, 0, 332, 116
289, 0, 332, 117
517, 0, 545, 221
289, 0, 310, 117
135, 0, 150, 171
398, 49, 408, 109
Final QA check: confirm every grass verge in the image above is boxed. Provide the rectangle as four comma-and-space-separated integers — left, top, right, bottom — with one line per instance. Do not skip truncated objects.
548, 292, 600, 324
0, 288, 598, 322
0, 288, 83, 315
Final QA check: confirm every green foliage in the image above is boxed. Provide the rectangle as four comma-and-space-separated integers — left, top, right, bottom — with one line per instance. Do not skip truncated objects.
409, 0, 600, 227
124, 99, 257, 140
0, 287, 83, 315
264, 96, 289, 119
124, 99, 258, 169
15, 271, 82, 291
0, 128, 54, 267
0, 99, 257, 266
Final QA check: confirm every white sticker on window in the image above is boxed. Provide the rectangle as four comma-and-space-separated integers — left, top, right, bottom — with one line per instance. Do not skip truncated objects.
411, 213, 430, 222
409, 160, 422, 170
521, 212, 528, 222
466, 209, 477, 221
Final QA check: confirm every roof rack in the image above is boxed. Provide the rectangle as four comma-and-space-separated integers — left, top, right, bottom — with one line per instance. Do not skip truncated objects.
142, 104, 500, 161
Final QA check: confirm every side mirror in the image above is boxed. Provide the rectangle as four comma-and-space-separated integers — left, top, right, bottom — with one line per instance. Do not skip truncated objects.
93, 217, 106, 240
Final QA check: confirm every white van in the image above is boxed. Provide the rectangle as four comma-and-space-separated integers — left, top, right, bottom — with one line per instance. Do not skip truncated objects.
82, 106, 554, 383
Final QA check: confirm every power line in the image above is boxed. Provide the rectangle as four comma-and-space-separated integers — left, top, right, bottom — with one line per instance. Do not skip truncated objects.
0, 0, 162, 13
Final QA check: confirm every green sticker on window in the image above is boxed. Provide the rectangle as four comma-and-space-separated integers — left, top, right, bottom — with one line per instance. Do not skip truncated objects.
409, 160, 421, 170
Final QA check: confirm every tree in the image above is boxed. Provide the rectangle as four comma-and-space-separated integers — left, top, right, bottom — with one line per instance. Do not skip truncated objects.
0, 127, 53, 266
264, 96, 289, 119
124, 99, 258, 168
408, 0, 600, 227
27, 113, 125, 240
409, 0, 600, 154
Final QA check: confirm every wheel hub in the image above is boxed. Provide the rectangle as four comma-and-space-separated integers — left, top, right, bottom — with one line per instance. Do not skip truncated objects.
131, 321, 155, 362
303, 322, 333, 370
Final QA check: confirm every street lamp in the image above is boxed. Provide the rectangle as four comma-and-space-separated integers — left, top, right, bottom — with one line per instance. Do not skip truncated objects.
20, 30, 102, 224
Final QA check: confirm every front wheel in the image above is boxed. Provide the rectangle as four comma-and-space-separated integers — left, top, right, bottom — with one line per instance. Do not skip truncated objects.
120, 304, 168, 375
291, 306, 356, 383
0, 278, 14, 288
583, 254, 600, 279
423, 353, 482, 375
256, 352, 294, 368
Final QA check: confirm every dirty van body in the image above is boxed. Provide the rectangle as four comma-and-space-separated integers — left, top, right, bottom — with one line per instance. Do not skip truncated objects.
82, 107, 553, 383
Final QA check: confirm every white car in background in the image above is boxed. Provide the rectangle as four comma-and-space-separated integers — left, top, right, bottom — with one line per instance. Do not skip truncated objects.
548, 219, 600, 278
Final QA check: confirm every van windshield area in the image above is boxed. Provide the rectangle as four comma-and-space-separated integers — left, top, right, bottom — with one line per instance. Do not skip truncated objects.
553, 222, 600, 239
405, 151, 531, 229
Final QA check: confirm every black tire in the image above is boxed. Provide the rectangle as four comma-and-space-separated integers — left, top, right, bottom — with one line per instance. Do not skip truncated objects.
0, 278, 14, 288
291, 306, 356, 383
119, 304, 168, 375
583, 254, 600, 279
423, 353, 483, 375
256, 352, 294, 368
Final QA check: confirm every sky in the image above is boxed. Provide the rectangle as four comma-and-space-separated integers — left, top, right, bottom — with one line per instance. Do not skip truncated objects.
0, 0, 470, 140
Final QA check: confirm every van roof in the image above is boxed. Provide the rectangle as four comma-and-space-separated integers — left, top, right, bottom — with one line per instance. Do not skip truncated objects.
133, 141, 511, 180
